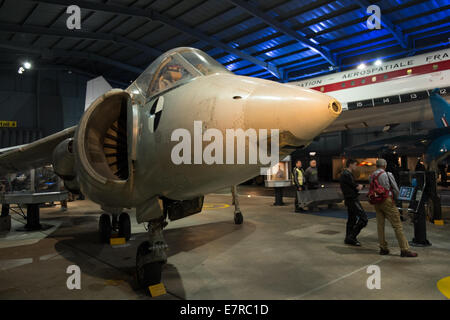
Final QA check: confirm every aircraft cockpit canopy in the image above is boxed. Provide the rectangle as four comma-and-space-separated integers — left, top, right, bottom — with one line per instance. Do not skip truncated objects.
129, 47, 230, 100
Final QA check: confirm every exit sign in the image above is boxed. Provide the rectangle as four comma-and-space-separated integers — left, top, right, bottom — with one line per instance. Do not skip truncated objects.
0, 121, 17, 128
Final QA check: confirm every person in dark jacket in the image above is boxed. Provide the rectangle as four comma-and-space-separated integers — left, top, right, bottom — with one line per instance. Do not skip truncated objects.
292, 160, 305, 212
304, 160, 319, 190
339, 159, 368, 246
305, 160, 320, 211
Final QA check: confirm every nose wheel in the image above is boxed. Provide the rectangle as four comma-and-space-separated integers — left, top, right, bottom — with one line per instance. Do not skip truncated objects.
234, 211, 243, 225
136, 219, 168, 290
231, 185, 243, 225
136, 241, 164, 287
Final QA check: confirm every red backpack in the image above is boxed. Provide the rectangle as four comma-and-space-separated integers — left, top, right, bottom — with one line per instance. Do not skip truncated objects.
367, 171, 391, 204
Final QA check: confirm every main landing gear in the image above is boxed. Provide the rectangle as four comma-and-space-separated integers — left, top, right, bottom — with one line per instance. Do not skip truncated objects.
136, 217, 168, 288
98, 212, 131, 243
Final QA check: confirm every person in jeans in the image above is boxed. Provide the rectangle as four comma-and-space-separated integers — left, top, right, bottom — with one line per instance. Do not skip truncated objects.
339, 159, 368, 246
369, 159, 418, 257
292, 160, 305, 212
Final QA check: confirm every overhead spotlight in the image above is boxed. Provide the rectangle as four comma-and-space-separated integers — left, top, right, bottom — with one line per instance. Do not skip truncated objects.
357, 63, 366, 70
18, 66, 24, 74
23, 61, 32, 69
309, 152, 316, 156
374, 59, 382, 66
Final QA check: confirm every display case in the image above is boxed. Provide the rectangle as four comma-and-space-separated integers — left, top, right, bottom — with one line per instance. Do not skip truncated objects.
265, 156, 292, 188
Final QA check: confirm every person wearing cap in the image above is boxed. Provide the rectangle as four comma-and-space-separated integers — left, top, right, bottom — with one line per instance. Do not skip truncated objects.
369, 159, 418, 257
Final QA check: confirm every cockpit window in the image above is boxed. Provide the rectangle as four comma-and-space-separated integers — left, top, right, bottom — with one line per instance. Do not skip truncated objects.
147, 54, 200, 97
129, 48, 230, 100
179, 50, 230, 76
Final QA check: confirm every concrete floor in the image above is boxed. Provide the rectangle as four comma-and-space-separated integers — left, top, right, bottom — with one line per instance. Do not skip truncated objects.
0, 192, 449, 300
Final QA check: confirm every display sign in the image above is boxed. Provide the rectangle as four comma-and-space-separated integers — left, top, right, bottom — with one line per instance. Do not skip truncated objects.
398, 186, 415, 201
347, 99, 373, 110
347, 86, 450, 110
373, 95, 400, 106
0, 121, 17, 128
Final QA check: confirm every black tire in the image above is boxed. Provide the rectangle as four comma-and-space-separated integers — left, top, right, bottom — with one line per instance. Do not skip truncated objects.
136, 241, 163, 288
99, 214, 112, 243
234, 211, 243, 225
118, 212, 131, 241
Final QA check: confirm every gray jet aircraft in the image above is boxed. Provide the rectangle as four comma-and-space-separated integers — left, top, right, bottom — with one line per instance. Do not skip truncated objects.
0, 47, 342, 287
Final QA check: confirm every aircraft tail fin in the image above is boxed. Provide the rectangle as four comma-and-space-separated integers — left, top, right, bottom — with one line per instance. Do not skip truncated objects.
430, 88, 450, 128
84, 76, 113, 111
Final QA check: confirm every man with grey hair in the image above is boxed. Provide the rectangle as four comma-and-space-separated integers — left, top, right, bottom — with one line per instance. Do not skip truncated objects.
369, 159, 418, 257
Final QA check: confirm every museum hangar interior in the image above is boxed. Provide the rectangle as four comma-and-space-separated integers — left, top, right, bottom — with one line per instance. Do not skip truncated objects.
0, 0, 449, 300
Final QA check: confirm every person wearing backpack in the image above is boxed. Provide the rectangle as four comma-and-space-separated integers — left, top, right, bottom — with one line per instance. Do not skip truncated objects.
368, 159, 418, 258
339, 159, 368, 246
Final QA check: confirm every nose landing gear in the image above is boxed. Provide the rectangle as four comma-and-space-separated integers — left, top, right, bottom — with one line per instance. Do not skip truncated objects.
136, 218, 168, 288
231, 185, 244, 225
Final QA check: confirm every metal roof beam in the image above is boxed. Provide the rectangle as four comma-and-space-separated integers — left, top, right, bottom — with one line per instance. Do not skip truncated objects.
0, 40, 143, 74
33, 0, 282, 78
0, 22, 163, 57
227, 0, 337, 67
354, 0, 410, 49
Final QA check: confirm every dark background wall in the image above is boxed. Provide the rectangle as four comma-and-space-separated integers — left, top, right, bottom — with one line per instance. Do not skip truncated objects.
292, 120, 437, 181
0, 69, 88, 147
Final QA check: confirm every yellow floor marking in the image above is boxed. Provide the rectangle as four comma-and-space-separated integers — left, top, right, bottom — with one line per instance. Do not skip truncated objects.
104, 280, 124, 286
149, 283, 166, 297
434, 220, 444, 226
437, 277, 450, 299
110, 237, 126, 245
203, 203, 230, 210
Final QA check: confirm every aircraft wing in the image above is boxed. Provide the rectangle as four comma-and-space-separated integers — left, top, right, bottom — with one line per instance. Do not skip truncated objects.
345, 127, 450, 156
0, 126, 76, 174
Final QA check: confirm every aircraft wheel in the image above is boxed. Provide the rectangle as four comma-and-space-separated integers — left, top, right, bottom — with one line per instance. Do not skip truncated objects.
234, 211, 243, 225
118, 212, 131, 241
99, 213, 112, 243
136, 241, 163, 288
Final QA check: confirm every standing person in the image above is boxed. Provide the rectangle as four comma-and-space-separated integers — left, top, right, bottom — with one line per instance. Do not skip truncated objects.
438, 161, 448, 187
368, 159, 418, 257
292, 160, 305, 212
339, 159, 368, 246
305, 159, 319, 211
415, 158, 425, 171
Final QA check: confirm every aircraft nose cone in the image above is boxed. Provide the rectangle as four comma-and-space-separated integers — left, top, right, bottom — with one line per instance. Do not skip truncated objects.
328, 99, 342, 117
243, 81, 342, 147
